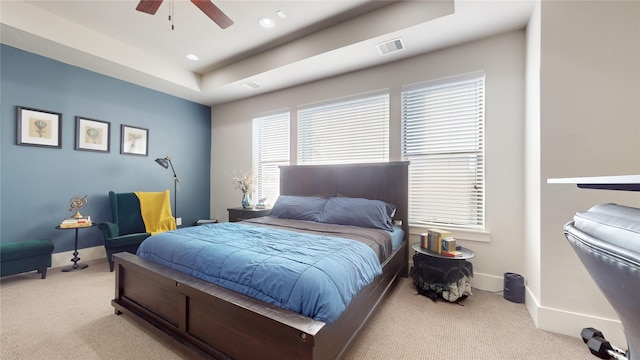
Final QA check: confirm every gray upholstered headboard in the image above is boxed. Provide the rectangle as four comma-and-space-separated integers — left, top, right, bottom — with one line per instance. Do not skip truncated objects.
279, 161, 409, 240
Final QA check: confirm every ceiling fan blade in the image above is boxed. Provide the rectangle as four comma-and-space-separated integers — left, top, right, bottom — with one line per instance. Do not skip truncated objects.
136, 0, 163, 15
191, 0, 234, 29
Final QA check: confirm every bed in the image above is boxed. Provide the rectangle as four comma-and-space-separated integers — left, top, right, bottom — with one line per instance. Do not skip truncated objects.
111, 161, 409, 359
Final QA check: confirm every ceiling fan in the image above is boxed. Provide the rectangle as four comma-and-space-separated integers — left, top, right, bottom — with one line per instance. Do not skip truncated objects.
136, 0, 234, 29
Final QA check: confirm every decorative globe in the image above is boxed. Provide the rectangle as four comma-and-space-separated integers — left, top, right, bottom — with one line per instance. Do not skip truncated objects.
69, 195, 88, 219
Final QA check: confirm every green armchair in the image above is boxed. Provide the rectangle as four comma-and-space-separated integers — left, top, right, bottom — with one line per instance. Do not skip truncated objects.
98, 191, 151, 272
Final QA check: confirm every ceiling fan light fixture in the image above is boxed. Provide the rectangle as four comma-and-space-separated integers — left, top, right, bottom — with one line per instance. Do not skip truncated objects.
186, 54, 199, 61
259, 17, 275, 28
136, 0, 234, 30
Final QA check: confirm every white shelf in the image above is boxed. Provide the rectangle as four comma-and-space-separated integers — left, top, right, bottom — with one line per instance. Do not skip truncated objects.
547, 175, 640, 191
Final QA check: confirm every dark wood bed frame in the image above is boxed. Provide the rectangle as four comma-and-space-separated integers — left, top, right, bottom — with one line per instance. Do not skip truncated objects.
111, 161, 409, 359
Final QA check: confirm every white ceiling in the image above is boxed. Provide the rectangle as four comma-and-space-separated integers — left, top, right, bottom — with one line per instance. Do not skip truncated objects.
0, 0, 534, 106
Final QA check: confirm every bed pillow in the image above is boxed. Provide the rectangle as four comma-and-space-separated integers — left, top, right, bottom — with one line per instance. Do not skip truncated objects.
337, 193, 396, 219
320, 197, 394, 231
269, 195, 327, 222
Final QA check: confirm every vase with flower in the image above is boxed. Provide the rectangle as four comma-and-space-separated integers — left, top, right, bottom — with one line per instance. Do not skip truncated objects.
232, 170, 254, 209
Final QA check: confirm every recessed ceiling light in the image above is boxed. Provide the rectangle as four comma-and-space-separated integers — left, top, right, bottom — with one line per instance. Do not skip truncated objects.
186, 54, 199, 61
259, 17, 275, 28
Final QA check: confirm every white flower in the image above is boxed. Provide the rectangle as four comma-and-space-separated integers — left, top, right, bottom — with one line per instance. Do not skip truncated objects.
232, 169, 254, 194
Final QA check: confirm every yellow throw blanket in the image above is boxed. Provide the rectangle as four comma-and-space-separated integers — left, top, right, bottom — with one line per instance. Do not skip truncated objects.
134, 190, 177, 235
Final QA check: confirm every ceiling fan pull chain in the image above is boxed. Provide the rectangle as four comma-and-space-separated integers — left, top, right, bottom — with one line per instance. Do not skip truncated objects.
135, 0, 233, 30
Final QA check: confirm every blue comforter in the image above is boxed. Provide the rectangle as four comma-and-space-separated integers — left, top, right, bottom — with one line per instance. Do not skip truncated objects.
136, 221, 383, 323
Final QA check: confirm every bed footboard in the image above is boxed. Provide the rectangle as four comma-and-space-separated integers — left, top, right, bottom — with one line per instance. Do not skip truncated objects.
112, 242, 405, 359
113, 252, 325, 360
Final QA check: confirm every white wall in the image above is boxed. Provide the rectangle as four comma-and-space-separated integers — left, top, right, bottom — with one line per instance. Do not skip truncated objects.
210, 1, 640, 346
212, 30, 526, 291
524, 0, 542, 325
534, 0, 640, 346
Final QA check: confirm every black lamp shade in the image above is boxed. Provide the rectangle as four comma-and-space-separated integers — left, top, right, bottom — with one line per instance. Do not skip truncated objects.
155, 157, 169, 169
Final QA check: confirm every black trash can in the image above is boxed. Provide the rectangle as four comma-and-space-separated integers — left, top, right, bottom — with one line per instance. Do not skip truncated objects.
503, 272, 525, 303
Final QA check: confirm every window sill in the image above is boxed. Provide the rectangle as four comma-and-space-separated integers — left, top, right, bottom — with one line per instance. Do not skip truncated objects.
409, 224, 491, 243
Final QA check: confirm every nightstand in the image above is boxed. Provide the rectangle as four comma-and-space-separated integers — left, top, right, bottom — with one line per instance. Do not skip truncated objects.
410, 242, 475, 302
227, 207, 271, 222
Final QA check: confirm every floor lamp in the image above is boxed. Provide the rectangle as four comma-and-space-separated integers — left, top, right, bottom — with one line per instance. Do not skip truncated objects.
155, 156, 179, 223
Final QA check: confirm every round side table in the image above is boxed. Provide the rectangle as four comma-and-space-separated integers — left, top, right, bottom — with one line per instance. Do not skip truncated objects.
410, 242, 475, 302
55, 223, 96, 272
411, 242, 475, 260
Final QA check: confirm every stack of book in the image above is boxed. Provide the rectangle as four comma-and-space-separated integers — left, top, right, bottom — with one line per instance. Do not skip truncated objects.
60, 216, 92, 228
420, 228, 463, 257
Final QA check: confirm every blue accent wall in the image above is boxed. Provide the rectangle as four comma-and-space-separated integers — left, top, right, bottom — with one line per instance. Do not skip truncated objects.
0, 44, 211, 253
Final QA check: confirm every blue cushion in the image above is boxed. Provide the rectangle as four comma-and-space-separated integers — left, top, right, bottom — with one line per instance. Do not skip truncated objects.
320, 197, 394, 231
269, 195, 327, 222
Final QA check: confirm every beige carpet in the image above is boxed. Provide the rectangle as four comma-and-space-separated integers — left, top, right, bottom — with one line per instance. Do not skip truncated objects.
1, 258, 594, 359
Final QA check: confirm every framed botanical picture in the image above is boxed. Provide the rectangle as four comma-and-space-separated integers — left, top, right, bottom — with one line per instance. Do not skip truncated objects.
16, 106, 62, 148
75, 116, 110, 152
121, 124, 148, 156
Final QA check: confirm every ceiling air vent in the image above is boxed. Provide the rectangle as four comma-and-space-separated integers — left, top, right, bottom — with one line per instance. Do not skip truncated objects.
242, 81, 262, 89
376, 38, 404, 55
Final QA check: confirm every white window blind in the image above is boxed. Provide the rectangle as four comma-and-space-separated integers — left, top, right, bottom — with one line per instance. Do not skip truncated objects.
401, 73, 485, 229
252, 112, 290, 203
298, 92, 389, 165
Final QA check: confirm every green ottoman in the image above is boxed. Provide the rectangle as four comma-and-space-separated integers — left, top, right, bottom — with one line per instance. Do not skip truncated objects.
0, 239, 54, 279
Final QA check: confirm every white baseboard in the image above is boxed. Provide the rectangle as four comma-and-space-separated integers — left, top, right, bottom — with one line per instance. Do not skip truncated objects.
51, 245, 106, 269
537, 302, 625, 347
469, 274, 625, 346
470, 272, 504, 292
525, 285, 625, 347
463, 273, 624, 347
414, 265, 625, 346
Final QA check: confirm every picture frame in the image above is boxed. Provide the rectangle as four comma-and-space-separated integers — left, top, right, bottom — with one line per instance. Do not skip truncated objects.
120, 124, 148, 156
75, 116, 110, 152
16, 106, 62, 148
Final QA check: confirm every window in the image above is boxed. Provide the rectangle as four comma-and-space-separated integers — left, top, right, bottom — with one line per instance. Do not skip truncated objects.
401, 72, 485, 229
298, 92, 389, 165
252, 111, 290, 203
